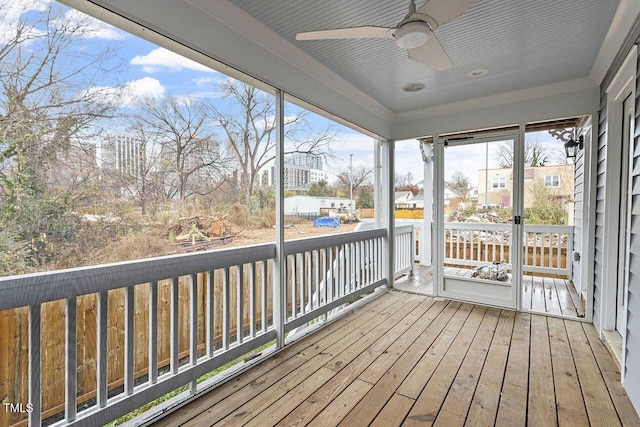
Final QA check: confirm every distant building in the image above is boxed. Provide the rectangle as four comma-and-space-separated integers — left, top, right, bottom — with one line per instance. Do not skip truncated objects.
394, 191, 414, 209
261, 153, 328, 191
98, 135, 142, 178
284, 195, 354, 216
287, 152, 324, 170
477, 164, 575, 222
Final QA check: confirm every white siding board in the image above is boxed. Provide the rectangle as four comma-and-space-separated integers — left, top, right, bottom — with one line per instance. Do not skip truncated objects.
624, 51, 640, 408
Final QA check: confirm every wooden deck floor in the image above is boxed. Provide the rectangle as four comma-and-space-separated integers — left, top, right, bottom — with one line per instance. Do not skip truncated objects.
157, 291, 638, 427
394, 265, 585, 318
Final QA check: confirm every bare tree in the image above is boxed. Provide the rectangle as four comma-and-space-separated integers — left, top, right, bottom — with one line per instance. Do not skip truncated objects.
333, 163, 373, 197
0, 1, 124, 266
496, 138, 552, 168
446, 171, 471, 202
0, 1, 120, 203
136, 96, 228, 209
211, 80, 335, 201
395, 171, 415, 189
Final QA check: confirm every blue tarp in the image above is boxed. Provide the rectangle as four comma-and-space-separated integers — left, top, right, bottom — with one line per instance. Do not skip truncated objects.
313, 217, 341, 227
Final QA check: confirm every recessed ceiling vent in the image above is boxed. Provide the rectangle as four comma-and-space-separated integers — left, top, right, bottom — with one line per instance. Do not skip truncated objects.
402, 82, 425, 92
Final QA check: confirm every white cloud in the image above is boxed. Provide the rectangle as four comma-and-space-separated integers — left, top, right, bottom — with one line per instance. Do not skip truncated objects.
1, 1, 124, 41
131, 48, 213, 73
0, 0, 49, 45
0, 0, 50, 22
84, 77, 165, 107
193, 76, 217, 86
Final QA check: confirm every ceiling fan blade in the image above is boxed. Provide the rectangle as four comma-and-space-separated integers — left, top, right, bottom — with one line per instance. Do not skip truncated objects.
296, 26, 394, 41
407, 32, 453, 71
416, 0, 475, 26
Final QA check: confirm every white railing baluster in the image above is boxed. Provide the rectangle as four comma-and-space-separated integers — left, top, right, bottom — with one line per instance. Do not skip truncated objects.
249, 262, 256, 338
29, 303, 42, 426
237, 265, 244, 345
358, 241, 363, 287
190, 273, 198, 393
485, 231, 490, 262
97, 291, 108, 408
328, 247, 334, 301
546, 232, 551, 268
300, 253, 306, 314
365, 239, 370, 285
222, 267, 230, 350
150, 280, 159, 383
291, 254, 297, 318
338, 245, 344, 297
322, 249, 328, 305
125, 286, 135, 396
492, 230, 497, 263
261, 262, 267, 333
205, 272, 214, 357
66, 296, 77, 422
557, 232, 562, 269
170, 277, 179, 374
311, 252, 315, 308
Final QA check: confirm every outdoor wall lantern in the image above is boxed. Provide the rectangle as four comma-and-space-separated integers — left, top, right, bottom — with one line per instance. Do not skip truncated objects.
549, 128, 583, 160
564, 135, 583, 159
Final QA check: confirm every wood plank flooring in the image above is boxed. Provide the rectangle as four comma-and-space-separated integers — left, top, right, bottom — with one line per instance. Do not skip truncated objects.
394, 265, 585, 318
157, 291, 638, 427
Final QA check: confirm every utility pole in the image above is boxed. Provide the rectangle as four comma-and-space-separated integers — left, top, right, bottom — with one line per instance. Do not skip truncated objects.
349, 154, 354, 216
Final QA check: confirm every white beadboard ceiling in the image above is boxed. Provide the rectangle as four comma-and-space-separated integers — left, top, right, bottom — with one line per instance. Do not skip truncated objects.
225, 0, 619, 113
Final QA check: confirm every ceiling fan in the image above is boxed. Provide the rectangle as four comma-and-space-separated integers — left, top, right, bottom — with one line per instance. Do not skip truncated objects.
296, 0, 475, 71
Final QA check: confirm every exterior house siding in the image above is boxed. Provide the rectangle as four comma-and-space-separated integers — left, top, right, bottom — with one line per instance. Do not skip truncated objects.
572, 134, 586, 290
593, 93, 608, 331
624, 50, 640, 409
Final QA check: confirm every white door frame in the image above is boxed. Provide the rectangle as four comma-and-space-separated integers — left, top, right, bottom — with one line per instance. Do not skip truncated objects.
601, 45, 636, 375
434, 130, 523, 309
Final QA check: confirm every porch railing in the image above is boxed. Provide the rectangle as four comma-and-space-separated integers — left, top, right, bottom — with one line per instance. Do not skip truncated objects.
394, 225, 415, 277
0, 227, 398, 426
444, 222, 574, 277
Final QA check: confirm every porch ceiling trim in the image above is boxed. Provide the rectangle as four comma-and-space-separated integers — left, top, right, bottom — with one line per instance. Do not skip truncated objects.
391, 78, 599, 140
590, 0, 640, 85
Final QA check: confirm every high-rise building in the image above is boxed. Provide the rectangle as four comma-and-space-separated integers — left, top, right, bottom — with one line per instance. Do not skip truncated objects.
98, 135, 142, 178
287, 152, 324, 170
261, 153, 328, 191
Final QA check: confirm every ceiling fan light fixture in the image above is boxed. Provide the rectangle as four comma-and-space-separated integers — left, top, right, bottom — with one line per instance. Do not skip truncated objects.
395, 22, 430, 49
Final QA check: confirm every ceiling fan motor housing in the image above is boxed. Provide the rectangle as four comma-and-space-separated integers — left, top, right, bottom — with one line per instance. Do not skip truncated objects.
395, 21, 431, 49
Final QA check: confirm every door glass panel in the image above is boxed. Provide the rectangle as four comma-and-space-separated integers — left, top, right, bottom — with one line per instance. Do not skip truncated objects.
521, 127, 580, 316
443, 139, 514, 283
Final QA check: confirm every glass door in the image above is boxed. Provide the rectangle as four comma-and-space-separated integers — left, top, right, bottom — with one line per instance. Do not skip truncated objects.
434, 132, 522, 309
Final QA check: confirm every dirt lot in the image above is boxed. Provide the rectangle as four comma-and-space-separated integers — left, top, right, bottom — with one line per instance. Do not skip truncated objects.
230, 220, 359, 247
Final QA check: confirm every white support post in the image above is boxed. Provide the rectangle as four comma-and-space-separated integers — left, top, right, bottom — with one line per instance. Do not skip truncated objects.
274, 89, 286, 348
433, 138, 445, 296
374, 138, 383, 229
382, 138, 395, 289
421, 142, 433, 266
